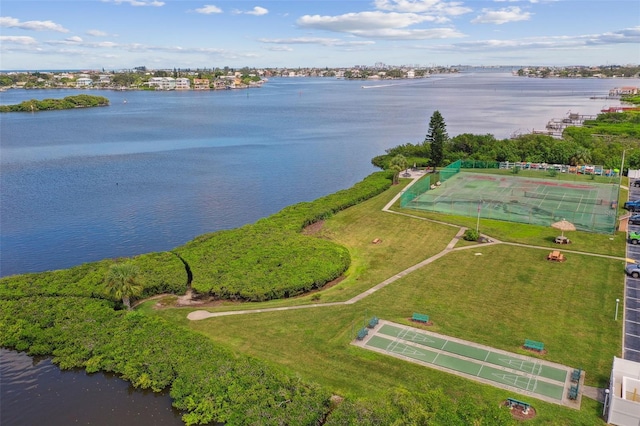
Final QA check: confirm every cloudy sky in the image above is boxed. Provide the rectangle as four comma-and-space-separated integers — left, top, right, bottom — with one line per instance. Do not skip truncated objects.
1, 0, 639, 70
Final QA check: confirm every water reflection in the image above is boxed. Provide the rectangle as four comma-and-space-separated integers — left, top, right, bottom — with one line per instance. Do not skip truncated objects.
0, 348, 184, 426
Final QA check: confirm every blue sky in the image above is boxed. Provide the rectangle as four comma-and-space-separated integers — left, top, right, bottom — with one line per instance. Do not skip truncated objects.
1, 0, 639, 70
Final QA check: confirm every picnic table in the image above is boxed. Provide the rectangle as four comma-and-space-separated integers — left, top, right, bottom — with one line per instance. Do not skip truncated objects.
554, 236, 571, 244
547, 250, 566, 262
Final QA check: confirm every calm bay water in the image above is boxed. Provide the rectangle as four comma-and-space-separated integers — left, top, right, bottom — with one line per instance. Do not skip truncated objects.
0, 349, 184, 425
1, 71, 637, 424
1, 72, 633, 277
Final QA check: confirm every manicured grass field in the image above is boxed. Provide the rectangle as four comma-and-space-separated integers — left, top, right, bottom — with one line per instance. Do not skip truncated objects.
147, 176, 624, 425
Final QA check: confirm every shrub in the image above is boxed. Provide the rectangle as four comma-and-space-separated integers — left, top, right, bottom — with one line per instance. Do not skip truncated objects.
463, 229, 479, 241
178, 172, 392, 301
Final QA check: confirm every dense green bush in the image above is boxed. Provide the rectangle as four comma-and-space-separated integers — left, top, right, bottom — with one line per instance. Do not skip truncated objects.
0, 94, 109, 112
0, 251, 186, 305
463, 229, 479, 241
324, 388, 514, 425
177, 172, 392, 301
0, 296, 331, 425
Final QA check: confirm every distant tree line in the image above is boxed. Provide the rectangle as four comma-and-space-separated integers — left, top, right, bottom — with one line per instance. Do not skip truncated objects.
373, 110, 640, 172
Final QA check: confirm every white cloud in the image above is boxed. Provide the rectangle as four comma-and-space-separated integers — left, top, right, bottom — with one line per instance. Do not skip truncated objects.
298, 11, 437, 32
427, 27, 640, 53
260, 37, 375, 46
86, 29, 108, 37
0, 16, 69, 32
232, 6, 269, 15
66, 36, 83, 43
584, 26, 640, 45
104, 0, 164, 6
96, 41, 119, 48
374, 0, 472, 16
471, 7, 532, 24
265, 45, 293, 52
246, 6, 268, 16
195, 5, 223, 14
354, 27, 464, 39
0, 35, 38, 45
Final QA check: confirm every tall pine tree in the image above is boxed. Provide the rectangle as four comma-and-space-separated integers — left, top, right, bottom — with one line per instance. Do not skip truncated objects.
425, 110, 448, 170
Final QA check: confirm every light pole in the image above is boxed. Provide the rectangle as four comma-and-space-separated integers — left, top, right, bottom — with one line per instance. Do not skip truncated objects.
620, 148, 633, 187
615, 298, 620, 320
603, 388, 610, 417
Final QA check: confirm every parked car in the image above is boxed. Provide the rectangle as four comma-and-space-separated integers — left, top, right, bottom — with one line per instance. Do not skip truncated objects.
630, 214, 640, 225
624, 200, 640, 211
630, 231, 640, 244
626, 262, 640, 278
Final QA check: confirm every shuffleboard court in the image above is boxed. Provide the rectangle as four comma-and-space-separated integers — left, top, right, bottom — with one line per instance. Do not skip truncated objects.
377, 324, 567, 383
356, 320, 579, 407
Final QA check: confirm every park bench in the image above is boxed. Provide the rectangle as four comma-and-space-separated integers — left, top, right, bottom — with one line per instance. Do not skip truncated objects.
412, 313, 430, 323
367, 316, 379, 329
524, 339, 544, 352
506, 397, 530, 414
568, 384, 579, 400
571, 368, 582, 382
356, 328, 369, 341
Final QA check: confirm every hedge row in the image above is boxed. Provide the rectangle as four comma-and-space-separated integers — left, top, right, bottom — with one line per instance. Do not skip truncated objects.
177, 171, 393, 301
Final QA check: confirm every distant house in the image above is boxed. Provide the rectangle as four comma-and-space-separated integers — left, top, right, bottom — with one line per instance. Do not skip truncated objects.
610, 86, 639, 96
148, 77, 176, 90
76, 77, 93, 87
175, 78, 190, 90
193, 78, 210, 90
213, 80, 227, 90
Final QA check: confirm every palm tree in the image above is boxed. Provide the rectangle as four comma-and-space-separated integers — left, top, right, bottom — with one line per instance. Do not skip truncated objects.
389, 154, 408, 184
570, 149, 592, 166
104, 262, 143, 310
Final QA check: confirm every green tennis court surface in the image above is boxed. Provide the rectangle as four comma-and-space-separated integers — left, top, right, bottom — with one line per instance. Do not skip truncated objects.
357, 321, 578, 406
400, 171, 618, 234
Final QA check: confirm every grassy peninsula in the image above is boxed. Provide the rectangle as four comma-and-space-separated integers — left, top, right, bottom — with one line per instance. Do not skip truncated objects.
0, 94, 109, 112
0, 170, 624, 425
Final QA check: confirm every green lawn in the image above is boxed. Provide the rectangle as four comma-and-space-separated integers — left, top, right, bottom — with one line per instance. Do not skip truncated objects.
146, 176, 625, 425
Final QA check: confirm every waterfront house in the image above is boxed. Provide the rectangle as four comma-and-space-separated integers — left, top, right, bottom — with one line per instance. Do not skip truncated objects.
193, 79, 210, 90
213, 80, 227, 90
609, 86, 639, 96
175, 78, 190, 90
148, 77, 176, 90
98, 74, 112, 84
76, 77, 93, 87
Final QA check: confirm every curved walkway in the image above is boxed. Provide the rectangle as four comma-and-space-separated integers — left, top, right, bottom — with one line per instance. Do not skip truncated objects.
188, 171, 625, 321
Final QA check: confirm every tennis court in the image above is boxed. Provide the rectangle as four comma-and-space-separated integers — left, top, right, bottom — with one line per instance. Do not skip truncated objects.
400, 171, 618, 233
354, 320, 580, 407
